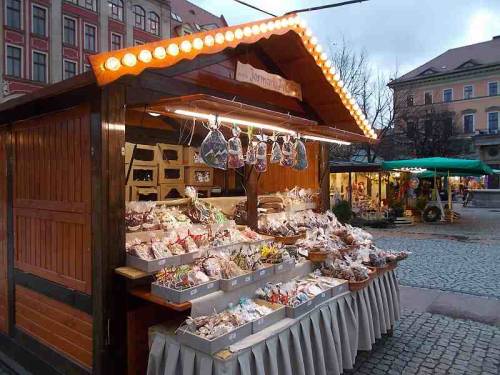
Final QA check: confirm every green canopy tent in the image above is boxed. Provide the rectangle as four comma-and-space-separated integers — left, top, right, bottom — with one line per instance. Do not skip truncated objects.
382, 157, 494, 222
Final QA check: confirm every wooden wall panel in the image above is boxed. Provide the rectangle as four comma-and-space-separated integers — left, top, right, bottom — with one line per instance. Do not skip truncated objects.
0, 130, 8, 333
15, 285, 92, 370
12, 106, 92, 294
258, 142, 320, 194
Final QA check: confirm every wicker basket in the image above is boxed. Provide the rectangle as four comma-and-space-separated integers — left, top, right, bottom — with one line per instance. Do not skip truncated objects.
348, 277, 370, 292
367, 268, 377, 280
385, 261, 397, 271
308, 249, 328, 263
272, 232, 306, 245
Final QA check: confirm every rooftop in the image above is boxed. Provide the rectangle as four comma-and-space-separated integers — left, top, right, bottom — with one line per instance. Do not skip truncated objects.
390, 36, 500, 86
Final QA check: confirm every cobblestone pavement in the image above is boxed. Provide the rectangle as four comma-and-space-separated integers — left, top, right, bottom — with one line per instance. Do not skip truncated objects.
374, 236, 500, 298
346, 310, 500, 375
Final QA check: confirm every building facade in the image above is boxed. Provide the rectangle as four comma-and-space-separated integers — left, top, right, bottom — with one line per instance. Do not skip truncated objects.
1, 0, 226, 102
389, 36, 500, 186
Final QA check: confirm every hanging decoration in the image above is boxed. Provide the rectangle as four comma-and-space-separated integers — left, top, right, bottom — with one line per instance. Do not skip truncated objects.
293, 137, 308, 170
227, 125, 245, 169
246, 127, 257, 165
255, 134, 268, 173
200, 116, 228, 170
270, 133, 282, 164
280, 135, 294, 167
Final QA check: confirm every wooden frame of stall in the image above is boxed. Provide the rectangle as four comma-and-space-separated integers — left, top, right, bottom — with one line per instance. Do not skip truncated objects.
0, 14, 376, 375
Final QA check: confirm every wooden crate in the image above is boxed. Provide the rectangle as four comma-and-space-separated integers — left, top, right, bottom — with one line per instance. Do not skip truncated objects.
159, 184, 186, 200
185, 166, 213, 186
157, 143, 183, 165
183, 147, 206, 166
131, 186, 159, 201
128, 165, 158, 187
158, 165, 184, 184
125, 142, 158, 166
194, 187, 211, 198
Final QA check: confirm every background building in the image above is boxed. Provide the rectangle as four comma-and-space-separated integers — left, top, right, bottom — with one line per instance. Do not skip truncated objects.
388, 36, 500, 186
1, 0, 226, 102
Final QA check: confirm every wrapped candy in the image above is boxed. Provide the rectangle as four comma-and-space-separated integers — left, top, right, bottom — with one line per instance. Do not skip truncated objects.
293, 138, 308, 170
255, 135, 268, 173
200, 118, 228, 170
227, 125, 245, 169
270, 134, 282, 164
280, 136, 294, 167
246, 141, 257, 165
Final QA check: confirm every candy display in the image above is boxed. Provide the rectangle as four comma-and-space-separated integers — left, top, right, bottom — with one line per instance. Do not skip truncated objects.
321, 258, 370, 282
155, 265, 211, 290
231, 245, 262, 271
194, 255, 247, 280
259, 243, 292, 264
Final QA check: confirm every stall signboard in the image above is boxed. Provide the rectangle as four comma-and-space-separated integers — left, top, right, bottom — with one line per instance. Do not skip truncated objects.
236, 61, 303, 100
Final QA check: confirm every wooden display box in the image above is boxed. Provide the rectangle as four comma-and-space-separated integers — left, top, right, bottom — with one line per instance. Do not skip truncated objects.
125, 185, 132, 202
158, 165, 184, 184
157, 143, 183, 165
131, 186, 159, 201
128, 165, 158, 187
192, 187, 211, 198
185, 166, 213, 186
159, 184, 185, 200
125, 142, 159, 166
183, 147, 205, 166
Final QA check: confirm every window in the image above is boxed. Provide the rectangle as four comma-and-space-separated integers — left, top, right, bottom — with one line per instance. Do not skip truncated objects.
32, 51, 47, 83
134, 40, 144, 46
83, 64, 91, 72
463, 114, 474, 134
463, 85, 473, 99
6, 0, 21, 29
194, 23, 201, 31
170, 11, 182, 22
406, 95, 414, 107
424, 92, 433, 105
149, 12, 160, 35
32, 5, 47, 36
489, 82, 498, 96
488, 112, 499, 132
406, 121, 416, 138
63, 60, 77, 79
109, 0, 123, 21
6, 45, 22, 77
111, 33, 122, 50
63, 16, 76, 45
85, 0, 96, 11
134, 5, 145, 29
84, 24, 96, 51
443, 88, 453, 102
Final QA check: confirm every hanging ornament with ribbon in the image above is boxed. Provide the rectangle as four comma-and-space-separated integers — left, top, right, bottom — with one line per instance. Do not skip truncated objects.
245, 126, 257, 165
270, 132, 282, 164
227, 124, 245, 169
200, 115, 228, 170
255, 134, 268, 173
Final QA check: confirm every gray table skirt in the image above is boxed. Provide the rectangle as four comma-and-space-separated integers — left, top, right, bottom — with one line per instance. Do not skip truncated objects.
148, 271, 400, 375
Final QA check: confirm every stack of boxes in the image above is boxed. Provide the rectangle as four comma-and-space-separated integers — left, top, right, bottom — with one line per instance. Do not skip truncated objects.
125, 143, 214, 201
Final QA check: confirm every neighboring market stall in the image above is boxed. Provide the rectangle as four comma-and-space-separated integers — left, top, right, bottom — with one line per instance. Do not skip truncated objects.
0, 14, 407, 375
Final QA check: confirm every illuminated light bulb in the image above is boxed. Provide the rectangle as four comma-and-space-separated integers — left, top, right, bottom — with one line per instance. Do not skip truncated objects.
153, 46, 166, 59
234, 28, 244, 39
337, 78, 344, 87
345, 91, 352, 100
259, 23, 268, 33
274, 20, 281, 29
214, 32, 225, 44
243, 26, 252, 37
167, 43, 179, 56
281, 18, 289, 28
315, 44, 323, 53
224, 31, 234, 42
267, 21, 275, 31
298, 18, 307, 28
204, 35, 215, 46
349, 97, 356, 106
121, 53, 137, 67
193, 37, 204, 50
324, 59, 332, 68
105, 56, 121, 71
138, 49, 152, 63
251, 24, 260, 35
305, 28, 313, 37
180, 40, 192, 53
320, 52, 328, 61
288, 17, 296, 26
310, 36, 318, 45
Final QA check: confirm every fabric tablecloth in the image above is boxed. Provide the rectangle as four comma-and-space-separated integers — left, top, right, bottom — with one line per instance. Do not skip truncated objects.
148, 271, 400, 375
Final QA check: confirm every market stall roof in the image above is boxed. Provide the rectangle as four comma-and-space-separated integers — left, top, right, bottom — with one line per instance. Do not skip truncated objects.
88, 14, 377, 142
329, 161, 382, 173
416, 170, 488, 178
382, 157, 494, 175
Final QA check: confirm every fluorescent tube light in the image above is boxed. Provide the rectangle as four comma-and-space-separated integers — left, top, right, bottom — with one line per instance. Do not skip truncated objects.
302, 134, 351, 145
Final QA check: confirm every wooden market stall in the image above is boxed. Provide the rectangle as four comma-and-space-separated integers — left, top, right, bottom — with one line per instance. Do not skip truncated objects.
0, 14, 377, 375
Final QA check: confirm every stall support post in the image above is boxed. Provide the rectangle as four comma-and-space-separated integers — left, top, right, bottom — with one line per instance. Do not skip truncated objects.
378, 172, 382, 209
319, 143, 330, 212
448, 170, 453, 223
348, 172, 353, 208
246, 166, 258, 229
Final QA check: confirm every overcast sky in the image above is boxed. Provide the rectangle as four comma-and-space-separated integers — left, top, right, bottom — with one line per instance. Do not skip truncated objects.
196, 0, 500, 78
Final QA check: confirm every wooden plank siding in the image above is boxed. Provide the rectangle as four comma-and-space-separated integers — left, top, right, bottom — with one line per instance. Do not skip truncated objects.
0, 130, 8, 333
12, 105, 92, 294
15, 285, 92, 370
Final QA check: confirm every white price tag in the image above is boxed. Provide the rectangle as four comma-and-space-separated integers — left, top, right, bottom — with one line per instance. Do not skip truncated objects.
229, 333, 236, 340
277, 265, 283, 271
190, 288, 198, 296
207, 283, 215, 289
231, 280, 238, 286
245, 276, 251, 282
259, 270, 265, 276
307, 301, 312, 306
158, 259, 166, 266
